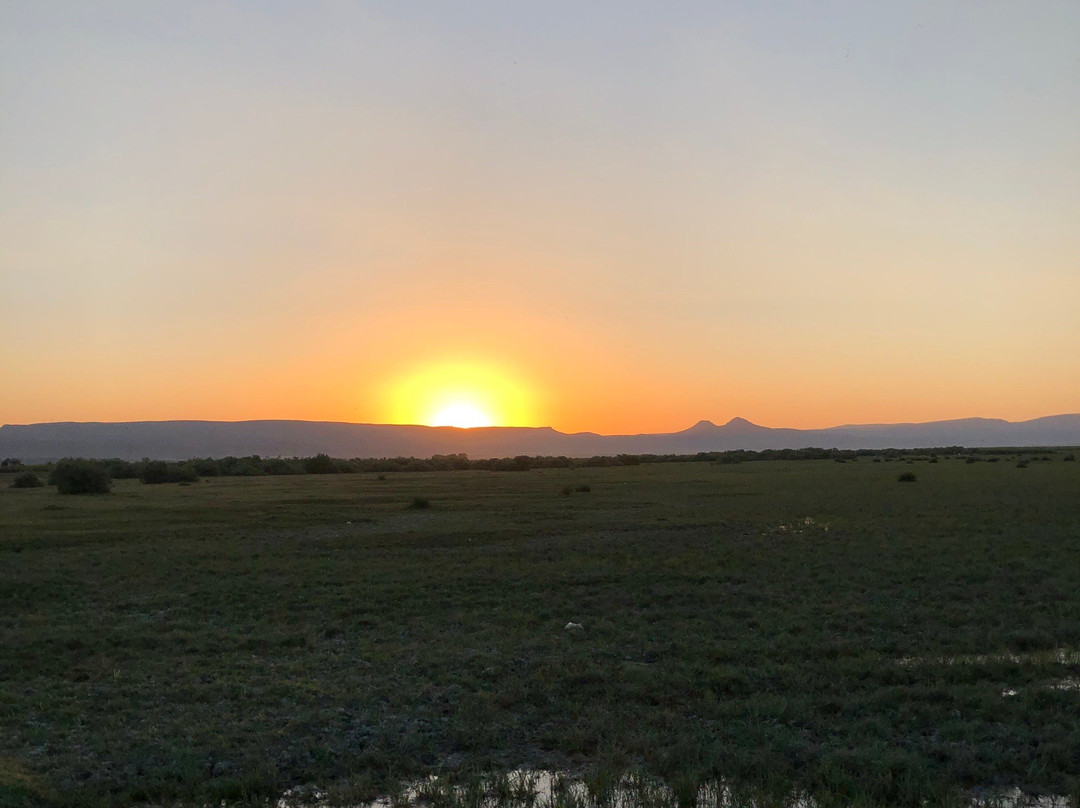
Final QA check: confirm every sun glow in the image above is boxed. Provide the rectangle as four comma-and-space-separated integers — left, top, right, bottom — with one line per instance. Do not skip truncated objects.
381, 360, 539, 428
430, 401, 493, 429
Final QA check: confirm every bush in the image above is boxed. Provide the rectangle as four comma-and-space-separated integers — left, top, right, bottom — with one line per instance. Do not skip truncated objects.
263, 458, 301, 475
575, 484, 592, 493
103, 458, 139, 479
48, 459, 111, 494
11, 472, 43, 488
191, 458, 222, 477
219, 456, 264, 476
897, 472, 917, 483
139, 461, 199, 484
303, 454, 340, 474
409, 497, 431, 509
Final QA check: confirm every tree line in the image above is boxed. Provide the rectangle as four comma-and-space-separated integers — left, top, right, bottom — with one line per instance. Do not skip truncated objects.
8, 445, 1071, 495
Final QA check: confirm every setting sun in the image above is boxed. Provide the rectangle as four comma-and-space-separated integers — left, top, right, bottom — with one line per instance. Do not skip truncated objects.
429, 401, 493, 429
381, 360, 539, 429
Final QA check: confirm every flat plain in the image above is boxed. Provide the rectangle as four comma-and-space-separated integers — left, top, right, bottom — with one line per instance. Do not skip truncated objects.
1, 455, 1079, 807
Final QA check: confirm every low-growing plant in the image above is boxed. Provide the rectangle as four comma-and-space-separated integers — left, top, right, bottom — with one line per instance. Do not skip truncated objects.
409, 496, 431, 509
47, 458, 111, 494
10, 471, 44, 488
897, 472, 917, 482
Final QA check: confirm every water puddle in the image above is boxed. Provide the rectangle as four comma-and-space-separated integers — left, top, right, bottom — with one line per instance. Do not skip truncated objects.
897, 649, 1080, 668
274, 769, 1070, 808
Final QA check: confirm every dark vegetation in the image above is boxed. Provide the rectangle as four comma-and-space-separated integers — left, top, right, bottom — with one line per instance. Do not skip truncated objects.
1, 453, 1079, 806
139, 460, 199, 485
45, 458, 111, 495
7, 445, 1073, 485
9, 471, 43, 489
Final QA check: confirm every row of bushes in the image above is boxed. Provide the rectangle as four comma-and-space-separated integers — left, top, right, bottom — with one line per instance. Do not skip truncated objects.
11, 459, 202, 494
11, 446, 1078, 494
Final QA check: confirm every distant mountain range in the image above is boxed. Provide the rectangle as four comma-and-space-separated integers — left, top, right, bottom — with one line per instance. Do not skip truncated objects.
2, 415, 1079, 462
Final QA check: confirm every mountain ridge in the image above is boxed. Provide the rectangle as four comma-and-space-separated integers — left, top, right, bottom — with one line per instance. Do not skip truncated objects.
2, 414, 1079, 462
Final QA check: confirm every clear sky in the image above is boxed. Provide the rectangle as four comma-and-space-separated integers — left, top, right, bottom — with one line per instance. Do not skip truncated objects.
2, 1, 1078, 433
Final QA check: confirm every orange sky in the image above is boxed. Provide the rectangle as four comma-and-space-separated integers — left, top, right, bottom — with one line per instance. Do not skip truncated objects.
2, 3, 1078, 434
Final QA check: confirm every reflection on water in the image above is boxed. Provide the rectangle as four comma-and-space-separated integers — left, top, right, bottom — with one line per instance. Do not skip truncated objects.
897, 649, 1080, 668
275, 769, 1071, 808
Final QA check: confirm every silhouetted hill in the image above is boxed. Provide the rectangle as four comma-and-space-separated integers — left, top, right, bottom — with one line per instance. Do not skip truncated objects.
2, 414, 1079, 462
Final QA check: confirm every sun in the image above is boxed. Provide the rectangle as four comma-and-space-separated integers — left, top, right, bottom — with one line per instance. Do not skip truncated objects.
381, 359, 538, 428
429, 401, 493, 429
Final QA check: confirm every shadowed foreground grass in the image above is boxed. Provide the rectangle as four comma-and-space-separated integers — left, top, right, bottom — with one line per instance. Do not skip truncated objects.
1, 457, 1079, 806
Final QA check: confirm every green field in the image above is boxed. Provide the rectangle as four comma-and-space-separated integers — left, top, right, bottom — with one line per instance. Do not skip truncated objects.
2, 456, 1079, 807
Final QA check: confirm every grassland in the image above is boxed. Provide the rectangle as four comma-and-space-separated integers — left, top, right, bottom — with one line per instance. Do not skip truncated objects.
1, 455, 1079, 806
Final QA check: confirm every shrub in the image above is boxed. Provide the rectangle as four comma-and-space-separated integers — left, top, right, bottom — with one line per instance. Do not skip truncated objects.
48, 459, 111, 494
897, 472, 917, 483
263, 458, 301, 475
575, 484, 592, 493
561, 486, 572, 496
303, 454, 340, 474
139, 461, 199, 484
219, 456, 264, 476
191, 458, 222, 477
1064, 454, 1076, 462
11, 471, 43, 488
409, 497, 431, 509
103, 458, 139, 478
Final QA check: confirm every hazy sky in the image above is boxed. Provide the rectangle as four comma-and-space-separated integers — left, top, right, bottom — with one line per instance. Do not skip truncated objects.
2, 1, 1078, 433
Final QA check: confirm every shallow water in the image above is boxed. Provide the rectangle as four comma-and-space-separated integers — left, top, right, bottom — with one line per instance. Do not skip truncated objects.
274, 769, 1071, 808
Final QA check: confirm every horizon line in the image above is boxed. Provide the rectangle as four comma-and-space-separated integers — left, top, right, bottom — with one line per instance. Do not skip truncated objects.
4, 412, 1079, 437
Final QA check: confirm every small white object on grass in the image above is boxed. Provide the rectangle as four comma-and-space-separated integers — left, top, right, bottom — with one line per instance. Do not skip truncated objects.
564, 622, 584, 633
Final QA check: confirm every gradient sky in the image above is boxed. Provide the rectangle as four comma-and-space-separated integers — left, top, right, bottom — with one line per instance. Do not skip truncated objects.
2, 1, 1078, 433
